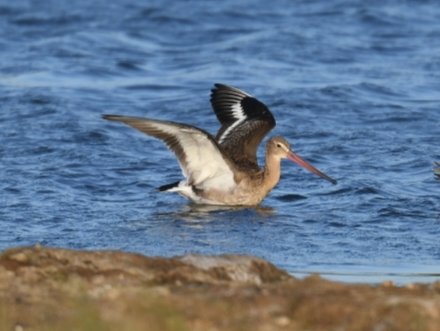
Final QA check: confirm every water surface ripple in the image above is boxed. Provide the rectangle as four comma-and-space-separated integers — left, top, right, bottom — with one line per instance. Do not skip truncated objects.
1, 0, 439, 284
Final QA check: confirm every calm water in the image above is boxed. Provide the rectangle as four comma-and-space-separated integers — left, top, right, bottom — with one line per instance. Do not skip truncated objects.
1, 0, 439, 284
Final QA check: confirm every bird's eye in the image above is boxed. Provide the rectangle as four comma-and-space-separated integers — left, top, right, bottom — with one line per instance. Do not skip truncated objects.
276, 143, 281, 148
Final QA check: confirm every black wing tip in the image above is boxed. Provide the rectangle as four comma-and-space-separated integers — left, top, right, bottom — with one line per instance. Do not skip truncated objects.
211, 83, 231, 97
213, 83, 229, 90
211, 83, 245, 95
210, 83, 275, 126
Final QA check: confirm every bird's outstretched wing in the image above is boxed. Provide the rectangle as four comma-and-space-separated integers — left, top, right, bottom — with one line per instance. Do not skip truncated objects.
210, 84, 276, 165
102, 115, 237, 190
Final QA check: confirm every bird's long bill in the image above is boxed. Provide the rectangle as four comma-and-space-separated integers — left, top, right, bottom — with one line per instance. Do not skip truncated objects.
287, 151, 337, 184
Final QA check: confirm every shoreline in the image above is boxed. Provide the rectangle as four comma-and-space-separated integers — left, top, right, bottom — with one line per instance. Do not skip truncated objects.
1, 245, 439, 331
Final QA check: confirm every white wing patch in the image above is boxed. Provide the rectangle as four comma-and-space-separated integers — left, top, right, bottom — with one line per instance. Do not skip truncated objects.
153, 122, 236, 191
218, 103, 246, 145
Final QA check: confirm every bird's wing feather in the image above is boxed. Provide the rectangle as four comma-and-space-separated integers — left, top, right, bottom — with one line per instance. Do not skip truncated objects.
210, 84, 276, 164
102, 115, 237, 190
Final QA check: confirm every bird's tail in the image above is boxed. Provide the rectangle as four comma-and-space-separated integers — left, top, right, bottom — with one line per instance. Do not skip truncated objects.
158, 181, 181, 192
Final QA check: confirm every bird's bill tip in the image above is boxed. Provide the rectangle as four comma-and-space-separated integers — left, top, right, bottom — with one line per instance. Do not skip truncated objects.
287, 151, 337, 184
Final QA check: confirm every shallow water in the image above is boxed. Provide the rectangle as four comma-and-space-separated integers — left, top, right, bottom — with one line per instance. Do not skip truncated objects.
1, 0, 439, 284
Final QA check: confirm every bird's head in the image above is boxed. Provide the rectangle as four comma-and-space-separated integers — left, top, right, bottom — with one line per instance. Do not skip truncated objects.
267, 137, 337, 184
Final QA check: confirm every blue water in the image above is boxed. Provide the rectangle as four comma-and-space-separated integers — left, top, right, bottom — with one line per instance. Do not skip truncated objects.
1, 0, 439, 284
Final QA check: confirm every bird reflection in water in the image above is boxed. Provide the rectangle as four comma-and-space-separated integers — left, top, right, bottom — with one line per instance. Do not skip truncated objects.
154, 203, 276, 224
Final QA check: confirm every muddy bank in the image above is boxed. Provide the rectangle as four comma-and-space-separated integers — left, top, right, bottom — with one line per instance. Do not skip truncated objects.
0, 245, 439, 331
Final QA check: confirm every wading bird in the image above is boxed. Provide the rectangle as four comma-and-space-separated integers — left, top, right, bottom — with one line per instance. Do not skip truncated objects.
103, 84, 336, 205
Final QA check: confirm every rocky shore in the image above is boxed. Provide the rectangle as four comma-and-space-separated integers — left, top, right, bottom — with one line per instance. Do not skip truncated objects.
1, 245, 439, 331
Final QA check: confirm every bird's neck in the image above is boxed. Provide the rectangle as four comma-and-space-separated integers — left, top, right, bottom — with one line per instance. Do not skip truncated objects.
263, 154, 282, 192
